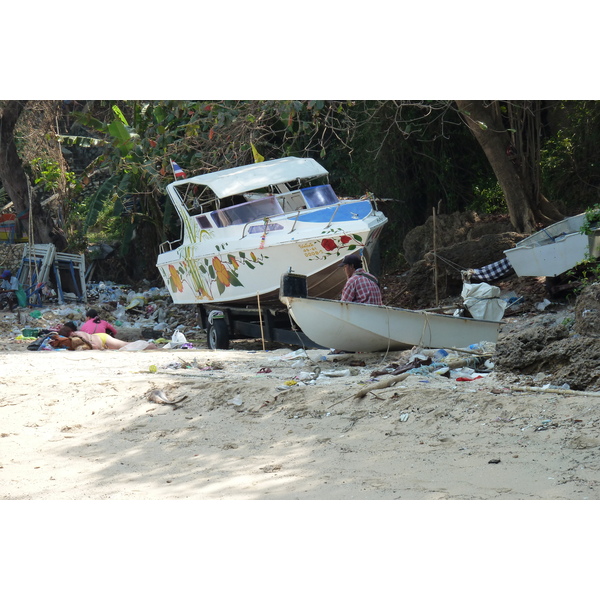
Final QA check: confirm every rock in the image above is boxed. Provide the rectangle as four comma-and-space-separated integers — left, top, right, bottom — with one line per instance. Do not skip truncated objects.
495, 320, 600, 391
403, 211, 517, 266
388, 211, 527, 308
574, 283, 600, 337
565, 435, 600, 449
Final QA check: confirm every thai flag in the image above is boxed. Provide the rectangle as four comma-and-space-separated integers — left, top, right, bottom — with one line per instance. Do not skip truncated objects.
171, 161, 185, 178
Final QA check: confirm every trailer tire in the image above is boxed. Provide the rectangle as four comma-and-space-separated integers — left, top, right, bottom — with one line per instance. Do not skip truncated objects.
207, 318, 229, 350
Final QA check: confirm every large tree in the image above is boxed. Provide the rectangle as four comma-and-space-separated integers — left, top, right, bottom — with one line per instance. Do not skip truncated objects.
455, 100, 564, 233
0, 100, 66, 248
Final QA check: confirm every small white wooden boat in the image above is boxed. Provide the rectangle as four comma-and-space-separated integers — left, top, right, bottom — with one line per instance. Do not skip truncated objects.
504, 213, 600, 277
156, 157, 387, 306
280, 274, 504, 352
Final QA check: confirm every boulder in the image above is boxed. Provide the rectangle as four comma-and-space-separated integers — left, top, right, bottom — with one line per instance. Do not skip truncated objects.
574, 282, 600, 337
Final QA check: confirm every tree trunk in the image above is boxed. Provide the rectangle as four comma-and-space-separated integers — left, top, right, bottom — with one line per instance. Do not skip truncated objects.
0, 100, 66, 249
455, 100, 540, 233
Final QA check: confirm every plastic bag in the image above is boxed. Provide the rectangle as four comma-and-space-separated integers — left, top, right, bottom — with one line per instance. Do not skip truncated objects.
172, 330, 187, 344
15, 285, 27, 308
27, 333, 52, 351
162, 330, 187, 349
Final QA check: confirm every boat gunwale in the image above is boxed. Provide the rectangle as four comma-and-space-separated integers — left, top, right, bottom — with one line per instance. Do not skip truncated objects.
281, 294, 506, 326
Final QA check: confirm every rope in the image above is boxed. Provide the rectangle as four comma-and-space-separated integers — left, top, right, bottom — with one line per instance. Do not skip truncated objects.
430, 251, 467, 273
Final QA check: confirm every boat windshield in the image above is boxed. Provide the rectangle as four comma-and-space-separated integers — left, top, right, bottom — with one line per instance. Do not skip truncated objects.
210, 196, 284, 228
301, 184, 339, 208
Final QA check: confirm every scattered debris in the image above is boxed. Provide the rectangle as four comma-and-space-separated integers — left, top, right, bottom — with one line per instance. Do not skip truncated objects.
147, 389, 188, 408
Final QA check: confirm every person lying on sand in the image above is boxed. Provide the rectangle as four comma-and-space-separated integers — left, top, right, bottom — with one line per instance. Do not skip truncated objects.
49, 330, 157, 351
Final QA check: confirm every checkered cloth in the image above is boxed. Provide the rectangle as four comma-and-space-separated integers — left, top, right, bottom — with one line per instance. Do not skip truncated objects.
469, 257, 514, 282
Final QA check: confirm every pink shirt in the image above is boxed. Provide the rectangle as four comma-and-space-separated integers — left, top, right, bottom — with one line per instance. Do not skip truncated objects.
79, 318, 118, 336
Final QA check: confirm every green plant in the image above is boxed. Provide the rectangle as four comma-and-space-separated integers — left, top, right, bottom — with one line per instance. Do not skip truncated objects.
31, 158, 76, 193
561, 316, 574, 328
566, 257, 600, 293
469, 180, 506, 214
580, 204, 600, 235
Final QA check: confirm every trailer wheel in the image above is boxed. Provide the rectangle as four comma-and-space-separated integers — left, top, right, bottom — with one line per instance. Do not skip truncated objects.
207, 318, 229, 350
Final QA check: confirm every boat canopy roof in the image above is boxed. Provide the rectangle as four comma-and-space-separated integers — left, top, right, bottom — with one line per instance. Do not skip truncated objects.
172, 157, 328, 199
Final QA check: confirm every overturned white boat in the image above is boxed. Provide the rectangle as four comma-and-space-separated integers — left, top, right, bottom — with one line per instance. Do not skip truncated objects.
503, 212, 600, 277
156, 157, 388, 307
280, 273, 505, 352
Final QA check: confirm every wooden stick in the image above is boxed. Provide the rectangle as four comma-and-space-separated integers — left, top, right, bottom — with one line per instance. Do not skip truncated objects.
257, 291, 266, 352
510, 385, 600, 398
433, 207, 439, 306
354, 373, 410, 399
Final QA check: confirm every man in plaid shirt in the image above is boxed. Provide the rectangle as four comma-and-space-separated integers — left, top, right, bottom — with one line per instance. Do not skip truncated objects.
340, 254, 383, 305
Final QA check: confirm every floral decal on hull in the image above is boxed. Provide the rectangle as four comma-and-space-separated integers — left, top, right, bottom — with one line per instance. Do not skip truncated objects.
160, 230, 381, 301
162, 250, 267, 301
320, 234, 358, 253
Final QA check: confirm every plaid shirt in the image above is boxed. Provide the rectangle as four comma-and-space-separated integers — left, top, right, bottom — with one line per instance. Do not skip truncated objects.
340, 268, 383, 304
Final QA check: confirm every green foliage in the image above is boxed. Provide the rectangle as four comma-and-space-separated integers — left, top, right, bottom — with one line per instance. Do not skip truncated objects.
541, 101, 600, 213
566, 257, 600, 294
84, 175, 121, 232
42, 99, 600, 281
561, 316, 574, 328
469, 180, 506, 214
31, 158, 76, 193
580, 203, 600, 235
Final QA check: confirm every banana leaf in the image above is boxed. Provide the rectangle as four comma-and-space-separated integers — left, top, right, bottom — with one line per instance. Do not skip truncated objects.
54, 134, 106, 147
107, 119, 132, 147
84, 175, 120, 232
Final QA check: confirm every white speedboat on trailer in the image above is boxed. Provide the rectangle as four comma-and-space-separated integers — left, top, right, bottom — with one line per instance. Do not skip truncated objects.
156, 157, 387, 307
503, 212, 600, 277
279, 273, 504, 353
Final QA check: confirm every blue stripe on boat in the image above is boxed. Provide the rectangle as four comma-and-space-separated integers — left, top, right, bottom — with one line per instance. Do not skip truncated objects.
290, 200, 372, 223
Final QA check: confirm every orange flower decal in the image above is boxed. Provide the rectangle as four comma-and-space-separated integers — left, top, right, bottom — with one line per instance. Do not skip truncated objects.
212, 257, 231, 287
168, 264, 184, 293
197, 282, 213, 300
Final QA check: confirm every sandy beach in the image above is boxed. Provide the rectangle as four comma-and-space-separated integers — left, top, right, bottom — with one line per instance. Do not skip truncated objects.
2, 315, 598, 599
3, 329, 600, 501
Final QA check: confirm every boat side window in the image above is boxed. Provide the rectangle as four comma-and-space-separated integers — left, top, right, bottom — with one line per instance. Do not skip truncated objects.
301, 184, 339, 208
210, 196, 284, 228
276, 190, 306, 212
195, 214, 212, 229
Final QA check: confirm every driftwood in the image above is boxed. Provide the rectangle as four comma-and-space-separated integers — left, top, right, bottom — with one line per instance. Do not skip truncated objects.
354, 373, 410, 399
510, 385, 600, 398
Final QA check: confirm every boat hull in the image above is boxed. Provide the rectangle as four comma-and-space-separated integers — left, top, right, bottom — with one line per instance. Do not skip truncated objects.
504, 213, 600, 277
281, 296, 503, 352
157, 211, 386, 306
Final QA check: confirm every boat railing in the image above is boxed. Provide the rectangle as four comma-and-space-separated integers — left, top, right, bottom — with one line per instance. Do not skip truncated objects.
326, 205, 340, 228
159, 238, 182, 253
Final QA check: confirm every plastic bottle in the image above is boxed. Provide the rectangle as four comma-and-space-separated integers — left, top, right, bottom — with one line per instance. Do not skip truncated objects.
433, 349, 449, 361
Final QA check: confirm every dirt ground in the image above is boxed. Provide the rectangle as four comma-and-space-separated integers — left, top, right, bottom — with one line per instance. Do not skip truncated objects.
2, 294, 600, 502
